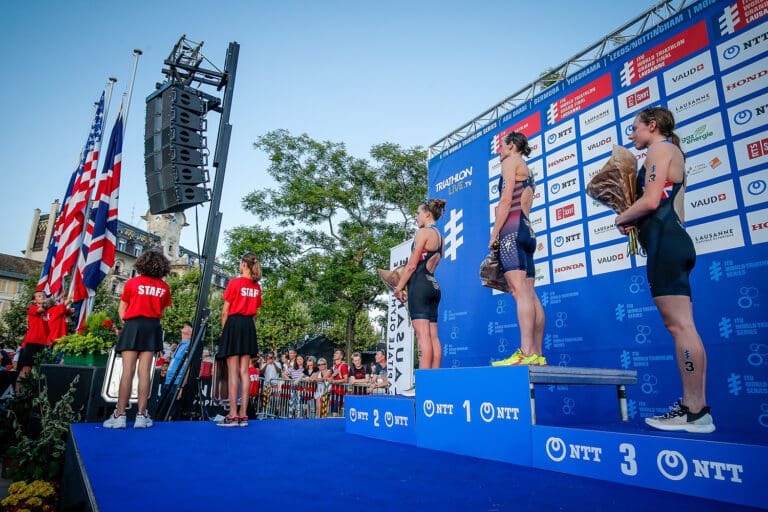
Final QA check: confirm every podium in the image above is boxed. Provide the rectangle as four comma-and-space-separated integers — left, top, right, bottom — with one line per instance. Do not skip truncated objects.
346, 366, 767, 509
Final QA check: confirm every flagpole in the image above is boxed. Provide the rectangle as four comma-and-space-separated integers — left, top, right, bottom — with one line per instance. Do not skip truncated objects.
122, 49, 142, 131
66, 78, 118, 300
74, 51, 139, 326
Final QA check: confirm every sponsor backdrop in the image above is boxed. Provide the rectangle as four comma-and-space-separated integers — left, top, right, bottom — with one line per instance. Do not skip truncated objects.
427, 0, 768, 434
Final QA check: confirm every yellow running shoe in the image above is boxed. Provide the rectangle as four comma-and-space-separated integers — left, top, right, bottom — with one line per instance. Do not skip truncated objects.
491, 348, 523, 366
535, 355, 548, 366
513, 352, 541, 366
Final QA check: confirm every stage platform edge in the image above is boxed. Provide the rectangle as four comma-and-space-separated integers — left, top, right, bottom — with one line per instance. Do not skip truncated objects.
345, 366, 766, 509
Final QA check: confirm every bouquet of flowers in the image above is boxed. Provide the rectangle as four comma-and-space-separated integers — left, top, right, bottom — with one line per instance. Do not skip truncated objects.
377, 265, 407, 300
479, 251, 508, 293
585, 145, 643, 255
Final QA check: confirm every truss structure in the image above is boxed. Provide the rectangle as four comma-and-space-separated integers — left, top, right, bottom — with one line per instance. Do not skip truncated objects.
428, 0, 698, 159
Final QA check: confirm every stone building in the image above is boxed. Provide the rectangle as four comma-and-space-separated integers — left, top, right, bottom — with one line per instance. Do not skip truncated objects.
0, 254, 42, 318
24, 202, 230, 298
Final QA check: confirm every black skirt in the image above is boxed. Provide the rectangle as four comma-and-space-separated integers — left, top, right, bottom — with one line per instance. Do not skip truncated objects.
217, 314, 258, 359
115, 317, 164, 354
18, 342, 48, 368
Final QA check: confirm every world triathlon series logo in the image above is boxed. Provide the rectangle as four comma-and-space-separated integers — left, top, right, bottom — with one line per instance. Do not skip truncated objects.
719, 3, 740, 35
443, 208, 464, 262
620, 61, 636, 87
728, 373, 743, 396
709, 260, 723, 282
546, 103, 559, 126
719, 317, 734, 339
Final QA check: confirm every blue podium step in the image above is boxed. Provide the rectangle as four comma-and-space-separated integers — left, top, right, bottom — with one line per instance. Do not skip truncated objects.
345, 394, 416, 445
345, 366, 767, 509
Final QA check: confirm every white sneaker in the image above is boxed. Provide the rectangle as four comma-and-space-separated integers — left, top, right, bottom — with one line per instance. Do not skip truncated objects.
400, 386, 415, 397
134, 412, 154, 429
645, 400, 715, 434
103, 410, 127, 429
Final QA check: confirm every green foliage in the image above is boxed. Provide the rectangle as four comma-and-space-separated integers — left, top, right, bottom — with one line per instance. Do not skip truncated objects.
0, 277, 38, 348
4, 366, 80, 482
233, 131, 426, 358
162, 270, 201, 341
161, 269, 224, 349
325, 310, 380, 353
53, 312, 117, 355
92, 279, 121, 324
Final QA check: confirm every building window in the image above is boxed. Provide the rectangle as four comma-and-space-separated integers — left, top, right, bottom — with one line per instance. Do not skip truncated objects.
134, 245, 143, 257
17, 282, 23, 294
131, 269, 137, 278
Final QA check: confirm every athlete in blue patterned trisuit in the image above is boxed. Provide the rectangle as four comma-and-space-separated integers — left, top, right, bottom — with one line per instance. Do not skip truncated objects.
615, 106, 714, 434
490, 131, 546, 366
394, 199, 447, 379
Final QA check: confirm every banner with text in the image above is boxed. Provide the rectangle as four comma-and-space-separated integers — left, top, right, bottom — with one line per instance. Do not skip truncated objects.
427, 0, 768, 434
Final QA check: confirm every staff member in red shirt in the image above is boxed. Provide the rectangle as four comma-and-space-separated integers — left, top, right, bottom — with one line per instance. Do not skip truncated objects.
46, 296, 74, 345
217, 252, 263, 427
18, 290, 50, 386
103, 250, 171, 429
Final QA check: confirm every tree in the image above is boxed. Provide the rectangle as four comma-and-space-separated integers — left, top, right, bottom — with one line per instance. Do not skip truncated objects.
162, 269, 223, 349
233, 130, 427, 359
0, 277, 37, 348
539, 69, 564, 89
325, 310, 379, 353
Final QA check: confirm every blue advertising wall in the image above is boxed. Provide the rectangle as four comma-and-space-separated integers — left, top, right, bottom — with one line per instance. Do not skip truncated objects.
428, 0, 768, 434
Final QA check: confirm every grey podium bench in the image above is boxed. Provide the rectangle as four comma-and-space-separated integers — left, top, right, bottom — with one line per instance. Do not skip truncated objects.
528, 366, 637, 424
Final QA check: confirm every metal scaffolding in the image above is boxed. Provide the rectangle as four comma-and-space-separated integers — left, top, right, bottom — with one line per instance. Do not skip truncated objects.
428, 0, 698, 159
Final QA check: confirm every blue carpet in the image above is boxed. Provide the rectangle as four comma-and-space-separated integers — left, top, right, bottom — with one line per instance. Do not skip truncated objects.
71, 419, 761, 512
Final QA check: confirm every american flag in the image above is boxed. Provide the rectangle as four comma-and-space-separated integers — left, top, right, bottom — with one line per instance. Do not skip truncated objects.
73, 107, 123, 329
40, 93, 106, 296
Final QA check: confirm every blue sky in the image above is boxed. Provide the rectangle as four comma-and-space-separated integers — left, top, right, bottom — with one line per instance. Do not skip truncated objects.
0, 0, 659, 257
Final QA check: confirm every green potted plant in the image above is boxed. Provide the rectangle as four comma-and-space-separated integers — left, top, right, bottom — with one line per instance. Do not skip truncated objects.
53, 312, 118, 366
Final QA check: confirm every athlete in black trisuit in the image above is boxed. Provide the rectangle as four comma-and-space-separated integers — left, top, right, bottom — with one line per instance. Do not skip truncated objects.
615, 106, 714, 434
394, 199, 447, 377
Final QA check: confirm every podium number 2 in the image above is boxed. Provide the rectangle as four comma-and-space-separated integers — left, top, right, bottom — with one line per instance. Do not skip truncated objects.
373, 409, 380, 427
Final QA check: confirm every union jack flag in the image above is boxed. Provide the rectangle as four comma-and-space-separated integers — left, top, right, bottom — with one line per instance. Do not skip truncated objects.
73, 107, 123, 329
39, 93, 106, 296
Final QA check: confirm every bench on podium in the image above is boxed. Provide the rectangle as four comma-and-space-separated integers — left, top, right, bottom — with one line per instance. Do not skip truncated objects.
528, 366, 637, 424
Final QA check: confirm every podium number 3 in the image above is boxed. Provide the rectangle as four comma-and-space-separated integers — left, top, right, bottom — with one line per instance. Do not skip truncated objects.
620, 443, 637, 476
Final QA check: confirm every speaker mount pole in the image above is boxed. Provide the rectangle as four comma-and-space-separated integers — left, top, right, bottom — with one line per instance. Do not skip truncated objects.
156, 39, 239, 421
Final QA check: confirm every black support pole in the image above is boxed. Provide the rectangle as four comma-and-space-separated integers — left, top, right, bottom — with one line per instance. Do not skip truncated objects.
158, 41, 239, 421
